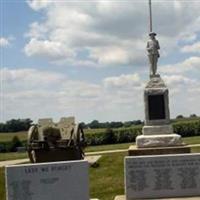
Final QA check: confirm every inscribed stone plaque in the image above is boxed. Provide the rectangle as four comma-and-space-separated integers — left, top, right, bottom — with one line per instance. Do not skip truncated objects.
125, 153, 200, 199
148, 95, 165, 120
5, 160, 89, 200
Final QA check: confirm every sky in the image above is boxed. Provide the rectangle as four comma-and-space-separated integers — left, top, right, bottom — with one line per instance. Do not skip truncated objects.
0, 0, 200, 123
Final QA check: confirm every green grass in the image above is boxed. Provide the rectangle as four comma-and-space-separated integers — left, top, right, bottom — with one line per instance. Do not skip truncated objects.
0, 131, 27, 142
0, 167, 6, 200
182, 136, 200, 144
1, 136, 200, 161
90, 152, 125, 200
85, 142, 133, 152
0, 152, 28, 161
1, 147, 200, 200
0, 152, 126, 200
191, 146, 200, 153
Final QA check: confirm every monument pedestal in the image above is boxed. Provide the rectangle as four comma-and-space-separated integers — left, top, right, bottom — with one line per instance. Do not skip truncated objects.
136, 76, 184, 149
136, 134, 183, 148
123, 75, 198, 200
128, 145, 191, 156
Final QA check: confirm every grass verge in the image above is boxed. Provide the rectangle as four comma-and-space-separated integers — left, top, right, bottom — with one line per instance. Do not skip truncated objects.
0, 146, 200, 200
0, 152, 27, 161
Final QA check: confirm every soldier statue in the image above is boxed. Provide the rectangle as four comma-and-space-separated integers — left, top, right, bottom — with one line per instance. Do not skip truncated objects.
146, 32, 160, 77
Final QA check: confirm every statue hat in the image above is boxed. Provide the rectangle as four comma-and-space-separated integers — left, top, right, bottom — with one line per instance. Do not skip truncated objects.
149, 32, 157, 36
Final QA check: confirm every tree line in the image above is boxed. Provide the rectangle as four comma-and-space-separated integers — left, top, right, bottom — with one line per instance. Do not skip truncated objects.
80, 120, 143, 129
0, 118, 143, 133
0, 114, 198, 133
0, 119, 33, 132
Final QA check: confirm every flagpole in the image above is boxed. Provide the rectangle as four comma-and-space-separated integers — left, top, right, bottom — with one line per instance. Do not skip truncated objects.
149, 0, 152, 32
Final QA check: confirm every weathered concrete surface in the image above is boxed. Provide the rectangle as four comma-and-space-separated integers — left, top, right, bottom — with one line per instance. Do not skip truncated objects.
136, 134, 183, 148
114, 195, 200, 200
84, 155, 102, 166
128, 145, 191, 156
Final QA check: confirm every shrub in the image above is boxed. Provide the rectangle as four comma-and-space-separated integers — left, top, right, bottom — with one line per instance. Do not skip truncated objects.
9, 136, 23, 152
85, 120, 200, 146
102, 128, 116, 144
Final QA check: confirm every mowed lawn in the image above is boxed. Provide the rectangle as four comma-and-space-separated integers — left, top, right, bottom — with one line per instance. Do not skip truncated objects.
1, 136, 200, 161
1, 146, 200, 200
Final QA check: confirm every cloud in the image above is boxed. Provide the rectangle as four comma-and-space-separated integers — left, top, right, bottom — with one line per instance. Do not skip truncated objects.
25, 1, 200, 67
1, 66, 200, 122
181, 41, 200, 54
0, 37, 10, 47
103, 73, 142, 89
26, 0, 52, 11
161, 73, 200, 117
0, 67, 103, 121
160, 56, 200, 74
24, 38, 75, 59
1, 68, 144, 122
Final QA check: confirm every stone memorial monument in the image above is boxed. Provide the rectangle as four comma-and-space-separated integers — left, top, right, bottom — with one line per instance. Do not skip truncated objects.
115, 1, 200, 199
5, 160, 90, 200
128, 0, 190, 155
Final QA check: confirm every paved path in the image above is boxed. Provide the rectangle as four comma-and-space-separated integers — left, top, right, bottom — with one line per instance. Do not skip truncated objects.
0, 158, 29, 167
0, 144, 200, 167
85, 149, 127, 155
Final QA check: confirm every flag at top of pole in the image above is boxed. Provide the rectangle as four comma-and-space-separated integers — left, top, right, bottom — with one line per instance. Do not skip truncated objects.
149, 0, 153, 32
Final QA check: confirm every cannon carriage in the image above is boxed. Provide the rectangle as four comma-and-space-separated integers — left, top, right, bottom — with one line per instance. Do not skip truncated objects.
27, 117, 86, 163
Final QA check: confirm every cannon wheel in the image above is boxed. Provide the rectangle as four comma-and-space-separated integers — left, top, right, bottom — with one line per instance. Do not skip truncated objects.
27, 125, 38, 163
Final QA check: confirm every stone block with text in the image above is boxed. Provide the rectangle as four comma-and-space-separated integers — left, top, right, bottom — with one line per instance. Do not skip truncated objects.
5, 160, 90, 200
125, 154, 200, 199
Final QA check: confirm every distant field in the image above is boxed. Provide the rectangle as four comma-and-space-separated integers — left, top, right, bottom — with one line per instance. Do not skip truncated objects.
0, 131, 27, 142
0, 117, 199, 142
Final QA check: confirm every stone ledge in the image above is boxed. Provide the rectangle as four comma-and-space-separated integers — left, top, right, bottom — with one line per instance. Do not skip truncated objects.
142, 125, 173, 135
114, 195, 200, 200
128, 145, 191, 156
136, 134, 183, 148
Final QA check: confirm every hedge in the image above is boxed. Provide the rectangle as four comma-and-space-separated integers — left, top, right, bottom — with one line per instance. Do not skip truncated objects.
85, 120, 200, 146
0, 120, 200, 151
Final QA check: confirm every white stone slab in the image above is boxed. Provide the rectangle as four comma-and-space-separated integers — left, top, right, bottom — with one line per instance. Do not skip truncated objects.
84, 155, 102, 167
136, 134, 183, 148
6, 160, 89, 200
142, 125, 173, 135
114, 195, 200, 200
125, 153, 200, 199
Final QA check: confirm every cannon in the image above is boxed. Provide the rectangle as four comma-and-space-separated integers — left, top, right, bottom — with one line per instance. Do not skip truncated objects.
27, 117, 86, 163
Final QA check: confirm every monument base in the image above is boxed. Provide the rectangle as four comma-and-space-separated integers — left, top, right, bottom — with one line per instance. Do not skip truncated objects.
128, 145, 191, 156
136, 133, 183, 148
142, 124, 173, 135
114, 195, 200, 200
